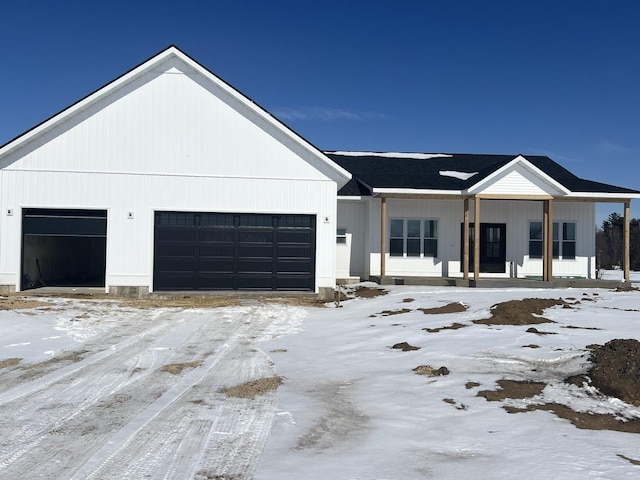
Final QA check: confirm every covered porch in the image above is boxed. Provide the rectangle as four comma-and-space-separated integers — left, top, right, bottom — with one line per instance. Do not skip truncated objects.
376, 193, 634, 285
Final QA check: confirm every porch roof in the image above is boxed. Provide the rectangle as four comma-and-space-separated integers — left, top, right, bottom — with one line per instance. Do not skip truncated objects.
328, 151, 640, 198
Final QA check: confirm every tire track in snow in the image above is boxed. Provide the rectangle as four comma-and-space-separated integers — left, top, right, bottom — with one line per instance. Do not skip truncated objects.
69, 304, 296, 480
0, 309, 211, 477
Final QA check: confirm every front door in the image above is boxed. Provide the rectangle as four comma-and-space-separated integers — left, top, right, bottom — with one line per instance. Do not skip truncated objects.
461, 223, 506, 273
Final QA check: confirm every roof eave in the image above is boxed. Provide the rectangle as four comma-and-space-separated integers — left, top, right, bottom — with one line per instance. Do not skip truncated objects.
372, 188, 463, 196
564, 192, 640, 200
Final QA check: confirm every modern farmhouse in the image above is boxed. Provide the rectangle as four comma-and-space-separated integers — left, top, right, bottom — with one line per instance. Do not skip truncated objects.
0, 46, 638, 298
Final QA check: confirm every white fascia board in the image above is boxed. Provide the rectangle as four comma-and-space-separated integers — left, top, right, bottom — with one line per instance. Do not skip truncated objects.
565, 192, 640, 200
465, 155, 571, 196
372, 188, 462, 196
337, 196, 364, 201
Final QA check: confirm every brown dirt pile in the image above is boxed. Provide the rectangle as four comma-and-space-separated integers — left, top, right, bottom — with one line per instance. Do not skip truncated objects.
391, 342, 420, 351
0, 358, 21, 369
378, 308, 411, 316
423, 322, 468, 333
473, 298, 566, 325
160, 361, 203, 374
413, 365, 449, 376
0, 297, 49, 310
588, 339, 640, 406
222, 376, 282, 398
419, 303, 467, 314
477, 379, 546, 401
354, 286, 388, 298
504, 403, 640, 434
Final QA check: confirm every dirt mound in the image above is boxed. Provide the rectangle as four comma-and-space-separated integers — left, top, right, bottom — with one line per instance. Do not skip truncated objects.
588, 339, 640, 406
0, 296, 49, 310
477, 379, 546, 401
354, 286, 388, 298
391, 342, 420, 351
473, 298, 566, 325
413, 365, 449, 376
419, 303, 467, 315
221, 376, 282, 398
423, 322, 468, 333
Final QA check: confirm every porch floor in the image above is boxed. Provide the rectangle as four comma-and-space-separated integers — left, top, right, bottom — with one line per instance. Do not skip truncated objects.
372, 276, 626, 289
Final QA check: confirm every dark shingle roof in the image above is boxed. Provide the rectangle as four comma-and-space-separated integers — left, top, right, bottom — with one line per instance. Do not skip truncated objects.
326, 152, 640, 196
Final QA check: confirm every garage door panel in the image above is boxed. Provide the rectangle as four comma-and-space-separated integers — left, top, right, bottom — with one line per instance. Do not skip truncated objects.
238, 231, 274, 242
155, 274, 196, 290
277, 260, 312, 273
277, 231, 313, 243
237, 244, 273, 257
198, 229, 234, 242
277, 245, 312, 258
195, 276, 234, 290
155, 257, 195, 272
236, 275, 273, 290
276, 275, 313, 290
197, 259, 234, 273
154, 212, 315, 291
198, 244, 234, 257
156, 227, 196, 242
237, 258, 274, 273
156, 244, 195, 257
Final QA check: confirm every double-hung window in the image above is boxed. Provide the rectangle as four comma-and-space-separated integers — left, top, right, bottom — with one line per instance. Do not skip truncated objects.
390, 218, 438, 257
529, 221, 576, 259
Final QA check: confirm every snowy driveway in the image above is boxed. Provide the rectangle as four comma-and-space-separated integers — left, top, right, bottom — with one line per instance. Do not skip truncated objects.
0, 299, 305, 479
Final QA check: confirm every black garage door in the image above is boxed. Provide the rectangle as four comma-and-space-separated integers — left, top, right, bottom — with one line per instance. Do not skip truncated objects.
153, 212, 316, 291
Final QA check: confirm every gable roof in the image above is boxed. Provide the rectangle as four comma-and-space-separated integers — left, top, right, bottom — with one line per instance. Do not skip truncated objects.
0, 46, 351, 187
327, 151, 640, 198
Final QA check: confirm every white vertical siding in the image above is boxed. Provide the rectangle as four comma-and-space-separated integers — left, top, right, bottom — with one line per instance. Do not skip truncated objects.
0, 58, 340, 292
474, 162, 565, 197
360, 198, 596, 279
337, 199, 368, 279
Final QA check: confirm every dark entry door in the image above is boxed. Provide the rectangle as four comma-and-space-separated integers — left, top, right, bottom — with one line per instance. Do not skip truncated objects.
461, 223, 506, 273
153, 212, 316, 291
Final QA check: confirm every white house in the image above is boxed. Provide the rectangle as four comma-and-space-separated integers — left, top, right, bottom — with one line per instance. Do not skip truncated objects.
331, 151, 640, 284
0, 46, 351, 298
1, 47, 638, 297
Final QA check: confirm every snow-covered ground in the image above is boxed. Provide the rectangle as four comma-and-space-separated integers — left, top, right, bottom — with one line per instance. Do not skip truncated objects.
1, 275, 639, 479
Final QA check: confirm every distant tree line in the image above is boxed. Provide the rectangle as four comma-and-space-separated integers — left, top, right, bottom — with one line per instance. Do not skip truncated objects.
596, 213, 640, 270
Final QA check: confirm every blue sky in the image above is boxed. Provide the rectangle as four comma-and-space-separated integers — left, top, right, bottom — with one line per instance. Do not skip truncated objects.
1, 1, 638, 225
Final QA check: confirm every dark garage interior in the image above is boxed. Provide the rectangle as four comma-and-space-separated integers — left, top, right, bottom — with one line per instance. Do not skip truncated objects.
21, 209, 107, 289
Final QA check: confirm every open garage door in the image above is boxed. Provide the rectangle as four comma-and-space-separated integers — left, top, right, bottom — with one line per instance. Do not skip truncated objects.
21, 208, 107, 290
153, 212, 316, 291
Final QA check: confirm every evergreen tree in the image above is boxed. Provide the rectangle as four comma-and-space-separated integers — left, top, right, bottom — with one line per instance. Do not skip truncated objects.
596, 212, 640, 270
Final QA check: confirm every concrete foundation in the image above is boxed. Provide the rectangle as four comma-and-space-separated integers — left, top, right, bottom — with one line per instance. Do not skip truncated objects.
108, 286, 150, 298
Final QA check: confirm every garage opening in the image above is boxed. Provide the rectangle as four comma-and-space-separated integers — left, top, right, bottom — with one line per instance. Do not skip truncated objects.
21, 208, 107, 290
154, 212, 316, 291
